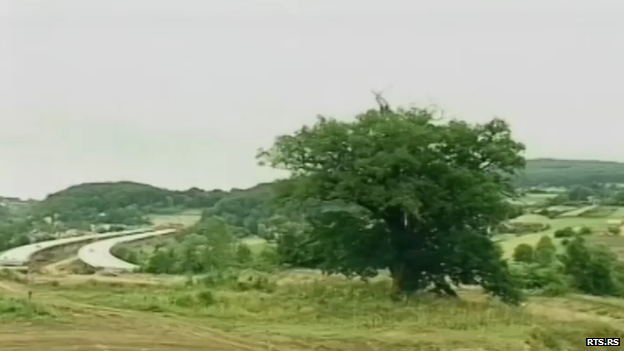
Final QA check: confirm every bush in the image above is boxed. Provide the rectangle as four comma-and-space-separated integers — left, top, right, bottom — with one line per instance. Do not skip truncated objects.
201, 269, 238, 287
560, 236, 623, 297
511, 263, 567, 295
0, 297, 53, 320
553, 227, 575, 238
608, 226, 621, 235
195, 290, 216, 306
541, 281, 570, 297
578, 226, 592, 236
513, 244, 534, 263
235, 243, 253, 265
235, 270, 276, 293
534, 236, 556, 266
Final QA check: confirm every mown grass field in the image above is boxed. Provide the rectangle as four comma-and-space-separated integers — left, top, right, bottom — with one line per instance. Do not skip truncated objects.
147, 209, 202, 227
1, 269, 624, 351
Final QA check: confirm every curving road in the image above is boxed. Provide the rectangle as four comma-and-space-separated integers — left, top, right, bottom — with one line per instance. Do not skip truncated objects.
0, 228, 152, 267
78, 229, 176, 272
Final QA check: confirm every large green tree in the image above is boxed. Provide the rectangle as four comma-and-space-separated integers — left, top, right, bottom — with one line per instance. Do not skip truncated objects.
258, 105, 526, 303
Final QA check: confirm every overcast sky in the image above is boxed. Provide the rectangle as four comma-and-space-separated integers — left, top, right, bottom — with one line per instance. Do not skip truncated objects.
1, 0, 623, 199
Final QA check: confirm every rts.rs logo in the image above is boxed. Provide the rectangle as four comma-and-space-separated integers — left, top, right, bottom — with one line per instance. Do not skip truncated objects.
586, 338, 620, 346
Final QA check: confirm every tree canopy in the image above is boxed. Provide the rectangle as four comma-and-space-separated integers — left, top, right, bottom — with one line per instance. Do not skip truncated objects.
258, 106, 526, 303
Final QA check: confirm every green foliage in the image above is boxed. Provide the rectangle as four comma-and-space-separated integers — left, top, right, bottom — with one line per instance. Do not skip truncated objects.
566, 186, 596, 202
111, 246, 140, 265
254, 245, 280, 272
0, 297, 53, 320
141, 218, 278, 275
195, 290, 216, 306
235, 270, 276, 292
512, 244, 534, 263
258, 106, 526, 303
554, 227, 576, 238
579, 226, 593, 235
533, 236, 556, 266
560, 236, 624, 297
235, 243, 253, 265
507, 204, 525, 218
32, 181, 228, 229
0, 200, 40, 251
608, 226, 621, 235
510, 263, 569, 296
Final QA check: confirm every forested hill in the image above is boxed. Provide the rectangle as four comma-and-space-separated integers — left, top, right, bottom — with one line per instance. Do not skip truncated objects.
34, 181, 228, 226
517, 158, 624, 187
21, 158, 624, 230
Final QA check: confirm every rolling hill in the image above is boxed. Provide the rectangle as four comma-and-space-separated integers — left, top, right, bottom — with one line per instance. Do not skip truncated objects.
518, 158, 624, 187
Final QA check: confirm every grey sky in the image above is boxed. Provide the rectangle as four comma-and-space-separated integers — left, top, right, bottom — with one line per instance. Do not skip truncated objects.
1, 0, 623, 199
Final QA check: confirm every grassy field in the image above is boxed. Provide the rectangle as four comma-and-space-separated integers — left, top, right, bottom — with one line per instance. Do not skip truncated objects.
500, 207, 624, 258
515, 193, 558, 206
147, 209, 202, 227
3, 201, 624, 350
1, 269, 623, 351
587, 235, 624, 261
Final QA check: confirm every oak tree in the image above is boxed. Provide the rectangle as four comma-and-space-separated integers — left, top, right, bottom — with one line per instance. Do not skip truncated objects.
258, 105, 525, 303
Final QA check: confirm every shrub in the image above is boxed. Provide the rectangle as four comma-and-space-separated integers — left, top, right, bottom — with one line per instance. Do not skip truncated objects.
560, 236, 623, 297
195, 290, 216, 306
0, 297, 53, 320
608, 226, 621, 235
235, 270, 276, 292
578, 226, 593, 236
534, 236, 556, 266
201, 269, 238, 287
173, 293, 195, 307
513, 244, 534, 263
511, 263, 567, 295
541, 281, 570, 297
553, 227, 575, 238
235, 243, 253, 265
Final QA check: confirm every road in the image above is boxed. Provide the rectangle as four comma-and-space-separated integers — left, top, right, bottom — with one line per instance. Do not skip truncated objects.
0, 228, 151, 266
77, 229, 176, 271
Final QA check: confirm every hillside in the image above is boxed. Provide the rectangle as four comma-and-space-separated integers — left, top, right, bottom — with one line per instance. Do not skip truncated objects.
21, 158, 624, 231
34, 181, 227, 227
519, 158, 624, 187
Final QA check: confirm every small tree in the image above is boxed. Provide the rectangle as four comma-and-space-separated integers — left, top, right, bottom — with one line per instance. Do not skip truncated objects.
534, 236, 556, 266
560, 236, 622, 296
513, 244, 534, 263
235, 243, 253, 265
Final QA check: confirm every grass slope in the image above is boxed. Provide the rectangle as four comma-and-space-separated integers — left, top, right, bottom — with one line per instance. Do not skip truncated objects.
2, 269, 624, 351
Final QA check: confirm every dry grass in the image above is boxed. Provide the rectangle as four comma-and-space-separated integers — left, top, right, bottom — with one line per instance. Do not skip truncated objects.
1, 270, 620, 351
